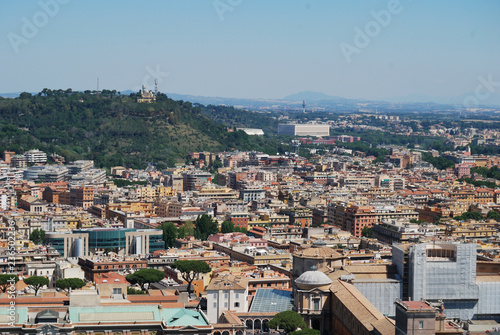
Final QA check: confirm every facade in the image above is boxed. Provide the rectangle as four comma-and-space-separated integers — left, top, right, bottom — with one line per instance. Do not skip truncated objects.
294, 267, 333, 333
46, 228, 163, 257
277, 124, 330, 137
24, 149, 47, 164
182, 170, 212, 191
206, 275, 249, 323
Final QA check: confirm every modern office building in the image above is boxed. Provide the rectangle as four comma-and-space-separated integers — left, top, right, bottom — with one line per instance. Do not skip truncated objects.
46, 228, 164, 257
277, 124, 330, 137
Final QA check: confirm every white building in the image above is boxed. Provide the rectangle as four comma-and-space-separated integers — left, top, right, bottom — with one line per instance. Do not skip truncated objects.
24, 149, 47, 164
277, 124, 330, 137
53, 261, 85, 285
206, 275, 249, 323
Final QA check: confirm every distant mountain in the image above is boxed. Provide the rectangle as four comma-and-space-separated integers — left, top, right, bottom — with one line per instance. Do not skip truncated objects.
283, 91, 346, 101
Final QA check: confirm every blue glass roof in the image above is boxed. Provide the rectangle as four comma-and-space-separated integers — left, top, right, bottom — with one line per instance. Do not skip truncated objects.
249, 289, 293, 313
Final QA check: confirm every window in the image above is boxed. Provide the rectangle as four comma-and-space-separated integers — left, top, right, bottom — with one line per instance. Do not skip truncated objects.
224, 293, 228, 299
313, 298, 320, 310
112, 288, 122, 295
224, 302, 228, 308
419, 321, 424, 329
213, 293, 217, 299
234, 302, 240, 308
213, 302, 217, 308
235, 293, 239, 299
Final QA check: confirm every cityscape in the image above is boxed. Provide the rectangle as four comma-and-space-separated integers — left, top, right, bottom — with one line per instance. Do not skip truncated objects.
2, 1, 500, 335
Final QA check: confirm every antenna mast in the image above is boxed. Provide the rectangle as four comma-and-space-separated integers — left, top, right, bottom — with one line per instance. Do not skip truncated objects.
154, 78, 158, 95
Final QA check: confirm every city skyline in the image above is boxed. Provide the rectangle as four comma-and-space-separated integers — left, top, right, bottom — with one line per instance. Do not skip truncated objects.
1, 0, 499, 103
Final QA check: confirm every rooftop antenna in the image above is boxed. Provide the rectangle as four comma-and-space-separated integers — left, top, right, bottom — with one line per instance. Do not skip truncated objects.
154, 78, 159, 96
302, 100, 306, 113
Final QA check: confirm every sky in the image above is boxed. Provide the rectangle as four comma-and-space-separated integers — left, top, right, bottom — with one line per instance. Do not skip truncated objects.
1, 0, 499, 101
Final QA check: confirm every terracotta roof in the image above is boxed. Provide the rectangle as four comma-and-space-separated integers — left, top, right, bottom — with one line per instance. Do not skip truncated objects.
206, 275, 249, 291
372, 317, 396, 335
330, 279, 391, 333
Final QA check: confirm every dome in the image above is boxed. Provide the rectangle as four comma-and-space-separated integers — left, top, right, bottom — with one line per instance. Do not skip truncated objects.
312, 240, 327, 247
296, 269, 332, 287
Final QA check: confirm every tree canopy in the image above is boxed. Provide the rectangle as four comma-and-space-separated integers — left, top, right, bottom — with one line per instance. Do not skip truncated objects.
0, 274, 18, 293
55, 278, 86, 292
29, 228, 46, 245
220, 220, 248, 234
267, 310, 307, 333
361, 226, 373, 238
453, 211, 484, 221
487, 210, 500, 221
160, 222, 178, 248
170, 260, 211, 296
24, 276, 49, 296
125, 268, 165, 291
194, 214, 219, 240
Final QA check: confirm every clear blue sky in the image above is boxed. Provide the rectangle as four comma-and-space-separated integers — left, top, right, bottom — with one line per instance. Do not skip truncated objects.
1, 0, 499, 100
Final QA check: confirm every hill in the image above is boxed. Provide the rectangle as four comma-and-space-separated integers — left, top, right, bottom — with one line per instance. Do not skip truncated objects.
0, 89, 286, 169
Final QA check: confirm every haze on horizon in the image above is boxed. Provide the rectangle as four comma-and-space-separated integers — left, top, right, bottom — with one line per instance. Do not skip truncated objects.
1, 0, 499, 103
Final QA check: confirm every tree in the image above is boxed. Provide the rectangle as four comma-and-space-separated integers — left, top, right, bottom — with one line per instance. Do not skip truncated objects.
267, 310, 307, 333
0, 274, 18, 292
160, 222, 178, 248
487, 210, 500, 221
29, 228, 46, 245
125, 268, 165, 291
55, 278, 86, 292
194, 214, 219, 240
170, 260, 211, 296
361, 226, 373, 238
221, 220, 235, 234
24, 276, 49, 296
178, 221, 195, 239
454, 211, 484, 221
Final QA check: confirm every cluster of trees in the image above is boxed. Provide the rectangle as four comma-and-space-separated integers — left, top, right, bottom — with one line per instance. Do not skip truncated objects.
487, 210, 500, 221
458, 177, 499, 189
453, 211, 484, 221
160, 215, 249, 249
422, 152, 455, 170
470, 166, 500, 180
221, 221, 248, 234
29, 228, 46, 245
267, 310, 311, 334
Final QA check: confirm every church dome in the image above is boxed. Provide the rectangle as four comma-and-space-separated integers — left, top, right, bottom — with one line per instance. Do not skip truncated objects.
296, 266, 332, 288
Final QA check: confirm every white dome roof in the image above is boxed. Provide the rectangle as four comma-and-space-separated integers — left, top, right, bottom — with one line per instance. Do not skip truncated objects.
296, 269, 332, 287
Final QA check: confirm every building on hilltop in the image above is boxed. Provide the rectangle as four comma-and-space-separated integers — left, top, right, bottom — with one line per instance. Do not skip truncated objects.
137, 84, 156, 103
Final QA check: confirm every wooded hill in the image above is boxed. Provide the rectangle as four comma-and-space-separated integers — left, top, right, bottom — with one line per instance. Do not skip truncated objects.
0, 89, 286, 169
